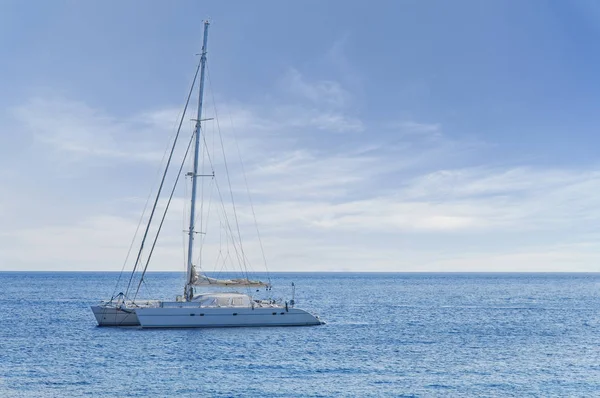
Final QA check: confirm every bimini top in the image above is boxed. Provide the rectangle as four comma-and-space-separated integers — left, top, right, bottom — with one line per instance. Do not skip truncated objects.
191, 292, 252, 307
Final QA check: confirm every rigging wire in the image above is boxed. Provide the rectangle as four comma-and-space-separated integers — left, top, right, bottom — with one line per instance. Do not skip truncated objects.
109, 98, 185, 300
198, 134, 250, 281
219, 96, 272, 285
182, 124, 192, 274
124, 60, 201, 299
205, 65, 252, 280
182, 75, 251, 284
194, 134, 216, 273
133, 131, 195, 300
123, 133, 185, 302
198, 108, 208, 255
195, 182, 215, 274
206, 65, 271, 287
110, 190, 153, 300
214, 219, 226, 276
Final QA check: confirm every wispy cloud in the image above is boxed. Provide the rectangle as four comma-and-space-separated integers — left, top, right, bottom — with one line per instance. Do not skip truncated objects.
248, 164, 600, 233
4, 66, 600, 272
388, 121, 442, 137
270, 68, 364, 133
282, 68, 351, 108
11, 98, 181, 162
269, 105, 364, 133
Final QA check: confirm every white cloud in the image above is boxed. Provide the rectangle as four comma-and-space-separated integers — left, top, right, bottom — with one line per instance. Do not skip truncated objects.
3, 71, 600, 273
228, 102, 364, 135
248, 149, 378, 199
11, 98, 180, 162
247, 163, 600, 234
305, 112, 364, 133
395, 121, 441, 135
3, 145, 600, 272
282, 68, 350, 108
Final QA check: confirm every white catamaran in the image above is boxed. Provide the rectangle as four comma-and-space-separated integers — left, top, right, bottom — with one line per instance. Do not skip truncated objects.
91, 21, 323, 328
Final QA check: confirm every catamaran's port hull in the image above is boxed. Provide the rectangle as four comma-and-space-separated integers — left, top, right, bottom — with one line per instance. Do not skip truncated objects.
135, 306, 324, 328
91, 306, 140, 326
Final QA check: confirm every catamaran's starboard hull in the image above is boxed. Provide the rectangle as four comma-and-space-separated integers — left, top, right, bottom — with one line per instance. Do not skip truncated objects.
91, 306, 140, 326
135, 306, 323, 328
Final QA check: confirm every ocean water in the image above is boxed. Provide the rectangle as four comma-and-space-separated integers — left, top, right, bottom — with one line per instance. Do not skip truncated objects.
1, 272, 600, 397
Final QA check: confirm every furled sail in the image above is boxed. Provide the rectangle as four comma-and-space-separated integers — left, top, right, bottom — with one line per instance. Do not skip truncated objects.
191, 266, 270, 287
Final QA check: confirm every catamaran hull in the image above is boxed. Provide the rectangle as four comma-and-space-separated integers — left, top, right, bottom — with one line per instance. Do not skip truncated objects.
135, 307, 323, 328
91, 306, 140, 326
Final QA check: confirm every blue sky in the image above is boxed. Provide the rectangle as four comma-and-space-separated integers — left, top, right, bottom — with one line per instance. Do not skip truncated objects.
3, 1, 600, 272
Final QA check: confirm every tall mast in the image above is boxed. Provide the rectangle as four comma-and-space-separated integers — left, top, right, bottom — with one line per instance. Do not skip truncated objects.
185, 20, 210, 301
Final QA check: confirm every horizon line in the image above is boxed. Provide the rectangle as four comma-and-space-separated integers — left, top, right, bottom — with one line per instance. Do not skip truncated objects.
1, 270, 599, 274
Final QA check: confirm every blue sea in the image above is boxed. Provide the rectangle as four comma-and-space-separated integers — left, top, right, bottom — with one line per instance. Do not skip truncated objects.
1, 272, 600, 397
